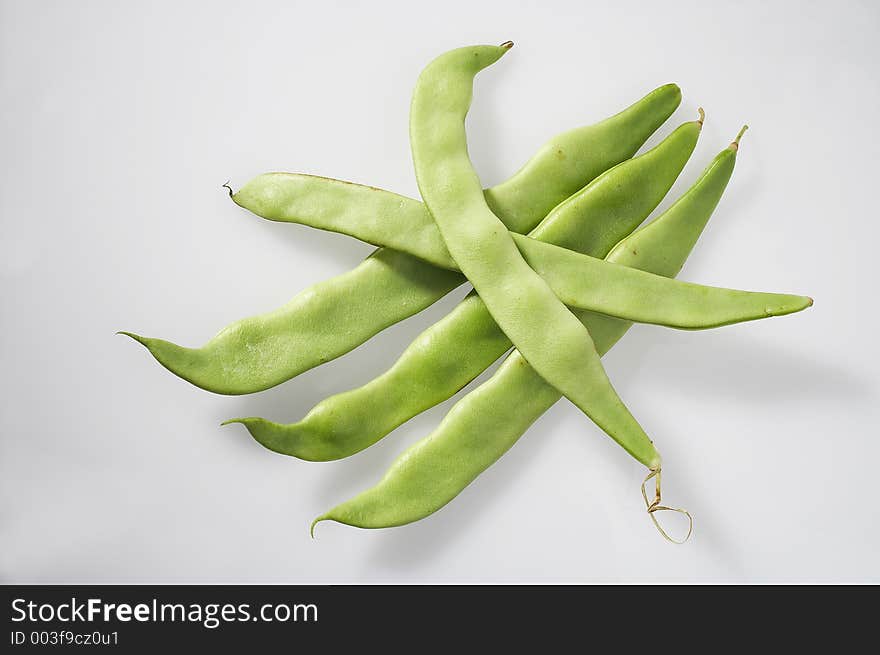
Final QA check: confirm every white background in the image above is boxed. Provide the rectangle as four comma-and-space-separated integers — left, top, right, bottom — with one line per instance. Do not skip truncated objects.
2, 0, 878, 583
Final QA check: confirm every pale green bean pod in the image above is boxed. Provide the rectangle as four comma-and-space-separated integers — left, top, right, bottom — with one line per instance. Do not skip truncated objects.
409, 43, 659, 468
512, 234, 811, 327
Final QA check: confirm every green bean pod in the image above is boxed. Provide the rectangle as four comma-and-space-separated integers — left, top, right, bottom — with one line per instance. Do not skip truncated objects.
229, 120, 703, 459
512, 234, 812, 327
233, 175, 458, 270
410, 43, 659, 468
121, 84, 681, 395
314, 134, 745, 530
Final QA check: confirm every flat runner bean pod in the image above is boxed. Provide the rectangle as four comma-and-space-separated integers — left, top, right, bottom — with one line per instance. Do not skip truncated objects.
314, 133, 745, 530
410, 43, 659, 468
231, 168, 812, 330
121, 84, 681, 395
228, 119, 704, 459
511, 233, 811, 327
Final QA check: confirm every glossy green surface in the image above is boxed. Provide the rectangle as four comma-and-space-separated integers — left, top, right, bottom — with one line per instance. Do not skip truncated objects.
409, 44, 658, 468
123, 83, 681, 394
230, 121, 702, 460
315, 140, 741, 529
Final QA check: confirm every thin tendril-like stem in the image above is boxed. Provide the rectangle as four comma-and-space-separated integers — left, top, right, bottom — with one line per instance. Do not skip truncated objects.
641, 469, 693, 544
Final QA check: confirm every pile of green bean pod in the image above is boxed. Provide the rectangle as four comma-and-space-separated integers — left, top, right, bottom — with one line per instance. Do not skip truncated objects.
123, 84, 681, 395
314, 135, 743, 529
227, 119, 702, 459
123, 43, 813, 541
228, 121, 808, 464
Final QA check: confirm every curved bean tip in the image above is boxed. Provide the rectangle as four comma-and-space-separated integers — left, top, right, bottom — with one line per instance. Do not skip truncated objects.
696, 107, 705, 127
730, 125, 749, 151
222, 181, 234, 198
309, 516, 327, 539
117, 330, 146, 346
220, 418, 245, 427
500, 40, 514, 49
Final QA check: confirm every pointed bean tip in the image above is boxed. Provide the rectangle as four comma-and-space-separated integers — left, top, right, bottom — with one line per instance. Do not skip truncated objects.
778, 295, 814, 315
309, 516, 327, 539
790, 296, 814, 311
696, 107, 705, 127
220, 418, 244, 427
222, 181, 234, 198
500, 40, 514, 50
117, 331, 146, 346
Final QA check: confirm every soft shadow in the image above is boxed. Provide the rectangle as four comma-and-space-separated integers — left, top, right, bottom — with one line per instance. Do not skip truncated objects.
648, 437, 749, 581
216, 286, 476, 508
361, 326, 868, 571
311, 403, 458, 509
220, 283, 471, 426
229, 200, 378, 272
308, 345, 513, 509
362, 405, 570, 570
608, 328, 870, 405
466, 58, 514, 188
